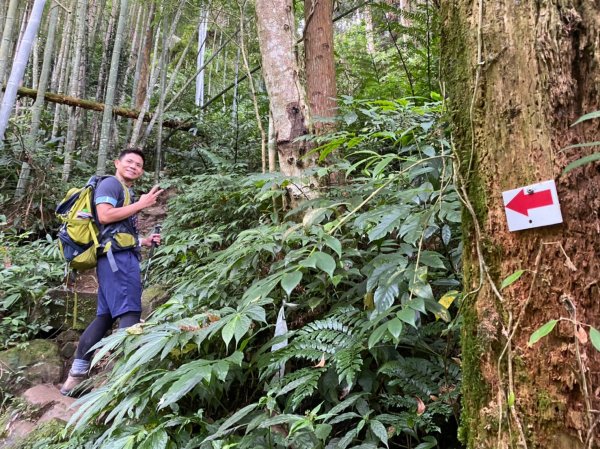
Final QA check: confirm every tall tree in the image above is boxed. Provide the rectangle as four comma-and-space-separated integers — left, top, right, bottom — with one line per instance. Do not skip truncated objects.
304, 0, 337, 133
0, 0, 19, 92
96, 0, 129, 175
15, 1, 60, 198
135, 3, 155, 110
255, 0, 316, 200
195, 7, 208, 107
50, 0, 74, 139
0, 0, 46, 142
61, 0, 87, 181
442, 1, 600, 448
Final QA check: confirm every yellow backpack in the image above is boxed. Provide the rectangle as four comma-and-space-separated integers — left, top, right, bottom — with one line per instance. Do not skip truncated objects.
56, 176, 130, 271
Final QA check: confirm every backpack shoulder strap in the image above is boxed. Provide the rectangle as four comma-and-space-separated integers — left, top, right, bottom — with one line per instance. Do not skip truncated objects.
95, 175, 131, 206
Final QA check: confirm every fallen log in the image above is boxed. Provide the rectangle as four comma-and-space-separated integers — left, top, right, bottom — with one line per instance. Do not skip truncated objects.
6, 85, 194, 131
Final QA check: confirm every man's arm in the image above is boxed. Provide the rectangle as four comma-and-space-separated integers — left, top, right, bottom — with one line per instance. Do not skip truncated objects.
96, 185, 163, 225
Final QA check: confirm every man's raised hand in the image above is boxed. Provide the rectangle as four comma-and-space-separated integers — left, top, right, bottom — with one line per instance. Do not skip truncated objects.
138, 185, 164, 209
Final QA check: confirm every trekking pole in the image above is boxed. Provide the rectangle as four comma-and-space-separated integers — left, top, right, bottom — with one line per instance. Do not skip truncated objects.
142, 224, 162, 289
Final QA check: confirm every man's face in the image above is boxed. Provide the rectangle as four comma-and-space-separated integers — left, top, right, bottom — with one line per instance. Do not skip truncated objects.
115, 153, 144, 183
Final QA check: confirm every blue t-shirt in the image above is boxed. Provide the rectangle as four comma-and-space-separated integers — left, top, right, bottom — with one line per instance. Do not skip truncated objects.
94, 176, 138, 236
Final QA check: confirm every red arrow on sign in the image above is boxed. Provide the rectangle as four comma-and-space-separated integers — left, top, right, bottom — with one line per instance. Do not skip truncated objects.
506, 189, 554, 217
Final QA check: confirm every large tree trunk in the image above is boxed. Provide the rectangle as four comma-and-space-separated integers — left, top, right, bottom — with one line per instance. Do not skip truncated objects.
255, 0, 316, 201
304, 0, 337, 133
442, 1, 600, 448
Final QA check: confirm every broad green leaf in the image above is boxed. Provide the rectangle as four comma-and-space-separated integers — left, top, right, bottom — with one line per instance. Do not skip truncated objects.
343, 111, 358, 125
368, 207, 406, 242
244, 305, 266, 323
222, 316, 237, 347
213, 360, 231, 382
419, 251, 446, 269
0, 293, 20, 309
234, 314, 252, 344
500, 270, 525, 290
315, 423, 332, 441
368, 321, 389, 349
313, 251, 336, 278
397, 307, 417, 328
528, 320, 558, 347
281, 271, 302, 297
322, 234, 342, 257
589, 327, 600, 351
387, 318, 403, 341
303, 208, 328, 228
563, 152, 600, 175
158, 364, 211, 410
139, 429, 168, 449
374, 282, 399, 313
370, 419, 389, 448
441, 224, 451, 246
411, 283, 434, 300
407, 297, 426, 313
242, 275, 280, 302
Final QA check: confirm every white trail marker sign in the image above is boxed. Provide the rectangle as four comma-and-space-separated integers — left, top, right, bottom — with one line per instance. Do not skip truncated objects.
502, 180, 563, 232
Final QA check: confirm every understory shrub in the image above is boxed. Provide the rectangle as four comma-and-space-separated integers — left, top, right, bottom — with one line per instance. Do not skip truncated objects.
40, 97, 463, 449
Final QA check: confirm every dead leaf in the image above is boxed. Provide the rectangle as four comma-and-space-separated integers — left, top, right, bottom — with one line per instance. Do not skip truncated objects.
126, 323, 144, 335
575, 325, 588, 344
314, 353, 326, 368
429, 395, 438, 401
363, 291, 374, 310
207, 314, 220, 323
415, 396, 426, 415
179, 324, 201, 332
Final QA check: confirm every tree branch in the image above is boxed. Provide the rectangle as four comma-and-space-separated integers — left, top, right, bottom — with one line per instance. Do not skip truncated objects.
4, 85, 194, 130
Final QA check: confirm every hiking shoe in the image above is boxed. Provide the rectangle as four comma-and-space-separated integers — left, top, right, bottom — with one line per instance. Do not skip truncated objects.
59, 371, 87, 396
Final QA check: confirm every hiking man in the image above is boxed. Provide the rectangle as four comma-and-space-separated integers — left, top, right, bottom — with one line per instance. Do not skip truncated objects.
60, 148, 163, 395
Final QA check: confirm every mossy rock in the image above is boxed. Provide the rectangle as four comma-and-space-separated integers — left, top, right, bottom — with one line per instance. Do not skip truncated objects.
0, 340, 63, 393
47, 289, 97, 331
141, 284, 169, 319
2, 418, 66, 449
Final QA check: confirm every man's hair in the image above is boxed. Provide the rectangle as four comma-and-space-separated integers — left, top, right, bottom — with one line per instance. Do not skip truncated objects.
118, 147, 145, 164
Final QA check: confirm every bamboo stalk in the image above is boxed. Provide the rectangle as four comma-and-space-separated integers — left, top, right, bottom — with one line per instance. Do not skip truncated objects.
0, 0, 46, 142
15, 2, 60, 198
0, 0, 19, 96
61, 0, 87, 181
96, 0, 129, 175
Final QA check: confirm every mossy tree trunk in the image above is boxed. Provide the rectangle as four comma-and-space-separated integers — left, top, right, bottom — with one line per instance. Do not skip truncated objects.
442, 1, 600, 448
